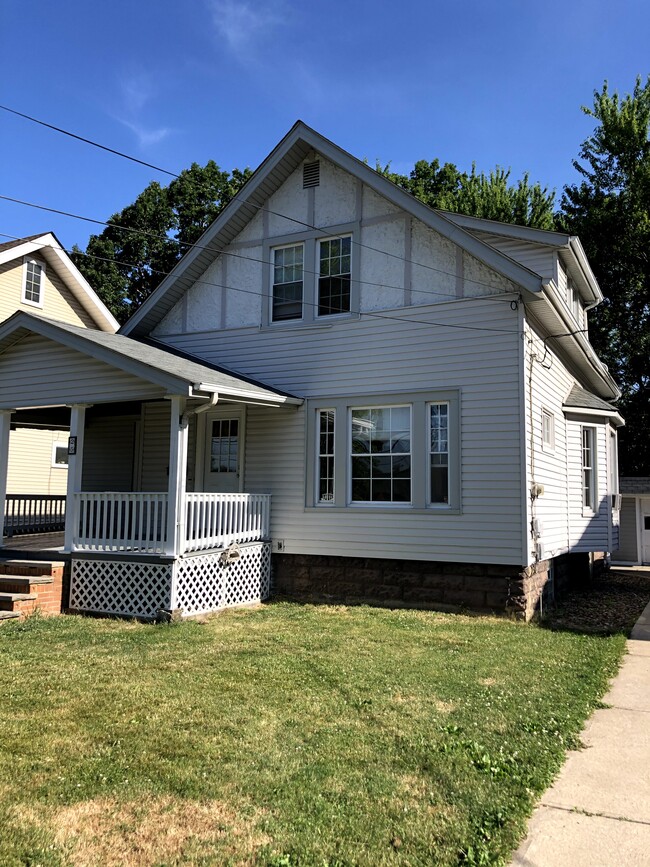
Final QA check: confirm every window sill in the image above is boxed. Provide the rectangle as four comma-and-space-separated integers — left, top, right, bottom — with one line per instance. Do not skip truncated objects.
21, 298, 44, 309
263, 311, 359, 331
306, 505, 461, 516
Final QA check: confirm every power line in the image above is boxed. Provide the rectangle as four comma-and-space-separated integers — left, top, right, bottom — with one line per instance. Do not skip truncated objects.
0, 102, 528, 292
0, 193, 516, 304
0, 231, 523, 335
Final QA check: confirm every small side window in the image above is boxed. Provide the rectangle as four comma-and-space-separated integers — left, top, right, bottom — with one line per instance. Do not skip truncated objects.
542, 409, 555, 450
23, 258, 45, 307
52, 444, 69, 468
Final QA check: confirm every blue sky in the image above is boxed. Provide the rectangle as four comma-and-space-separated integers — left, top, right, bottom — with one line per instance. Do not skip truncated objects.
1, 0, 648, 251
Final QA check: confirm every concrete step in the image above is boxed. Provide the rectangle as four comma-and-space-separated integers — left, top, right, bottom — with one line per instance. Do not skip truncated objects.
0, 610, 21, 621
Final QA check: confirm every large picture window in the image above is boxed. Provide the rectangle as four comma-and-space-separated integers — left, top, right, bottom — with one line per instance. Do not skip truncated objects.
307, 391, 460, 512
350, 405, 411, 503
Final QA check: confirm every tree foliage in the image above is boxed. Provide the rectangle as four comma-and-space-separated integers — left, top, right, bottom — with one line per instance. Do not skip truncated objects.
376, 159, 556, 229
72, 162, 251, 323
561, 77, 650, 474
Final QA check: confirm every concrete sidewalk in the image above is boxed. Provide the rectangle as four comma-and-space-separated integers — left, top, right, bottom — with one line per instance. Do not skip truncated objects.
512, 599, 650, 867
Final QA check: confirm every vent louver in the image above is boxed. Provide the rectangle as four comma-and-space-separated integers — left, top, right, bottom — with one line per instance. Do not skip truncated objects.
303, 160, 320, 188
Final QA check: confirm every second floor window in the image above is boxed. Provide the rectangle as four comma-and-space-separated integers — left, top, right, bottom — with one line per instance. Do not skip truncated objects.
272, 244, 304, 321
318, 236, 351, 316
23, 258, 44, 306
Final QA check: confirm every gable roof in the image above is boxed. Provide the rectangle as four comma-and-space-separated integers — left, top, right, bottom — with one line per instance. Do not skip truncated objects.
0, 311, 301, 406
121, 121, 546, 338
0, 232, 119, 333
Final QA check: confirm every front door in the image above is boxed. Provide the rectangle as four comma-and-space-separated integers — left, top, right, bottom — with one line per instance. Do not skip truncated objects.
203, 408, 244, 493
642, 498, 650, 565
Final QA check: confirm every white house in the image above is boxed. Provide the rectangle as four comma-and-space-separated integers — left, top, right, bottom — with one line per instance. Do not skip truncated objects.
0, 123, 623, 621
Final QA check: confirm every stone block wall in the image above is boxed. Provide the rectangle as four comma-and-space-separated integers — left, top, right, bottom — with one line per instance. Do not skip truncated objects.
272, 550, 602, 622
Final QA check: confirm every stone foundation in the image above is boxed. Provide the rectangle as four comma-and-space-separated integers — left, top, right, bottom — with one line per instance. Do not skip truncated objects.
272, 551, 598, 622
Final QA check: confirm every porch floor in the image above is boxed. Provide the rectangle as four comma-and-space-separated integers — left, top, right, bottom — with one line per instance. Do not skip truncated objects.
1, 531, 66, 559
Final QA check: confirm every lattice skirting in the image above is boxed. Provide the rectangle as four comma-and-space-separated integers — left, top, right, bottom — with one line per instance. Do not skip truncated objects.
175, 543, 271, 617
70, 559, 172, 619
69, 543, 271, 620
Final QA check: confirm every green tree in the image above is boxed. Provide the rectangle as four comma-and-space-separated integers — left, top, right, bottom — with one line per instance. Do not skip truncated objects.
561, 77, 650, 474
376, 159, 556, 229
72, 162, 251, 322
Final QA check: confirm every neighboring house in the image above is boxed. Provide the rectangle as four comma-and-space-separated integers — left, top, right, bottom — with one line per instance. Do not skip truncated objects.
615, 478, 650, 565
0, 233, 118, 529
0, 124, 623, 621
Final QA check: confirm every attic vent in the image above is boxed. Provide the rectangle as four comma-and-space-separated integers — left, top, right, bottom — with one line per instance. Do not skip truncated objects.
303, 160, 320, 188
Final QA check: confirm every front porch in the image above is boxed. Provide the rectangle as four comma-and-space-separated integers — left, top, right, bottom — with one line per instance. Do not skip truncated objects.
0, 313, 302, 620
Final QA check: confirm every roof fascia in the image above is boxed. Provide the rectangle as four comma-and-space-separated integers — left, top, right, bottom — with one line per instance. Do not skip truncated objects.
440, 211, 571, 247
562, 405, 625, 427
0, 234, 119, 332
122, 122, 544, 337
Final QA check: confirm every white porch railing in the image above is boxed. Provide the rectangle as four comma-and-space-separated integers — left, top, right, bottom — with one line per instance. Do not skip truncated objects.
4, 494, 66, 537
71, 492, 271, 555
183, 493, 271, 553
73, 492, 169, 554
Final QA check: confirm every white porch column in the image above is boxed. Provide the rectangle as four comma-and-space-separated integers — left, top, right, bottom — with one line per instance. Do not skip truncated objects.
0, 410, 13, 548
64, 404, 90, 553
165, 396, 188, 562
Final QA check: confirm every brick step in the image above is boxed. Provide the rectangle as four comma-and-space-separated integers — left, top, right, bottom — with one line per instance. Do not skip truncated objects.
0, 559, 65, 578
0, 575, 53, 589
0, 610, 21, 621
0, 591, 37, 607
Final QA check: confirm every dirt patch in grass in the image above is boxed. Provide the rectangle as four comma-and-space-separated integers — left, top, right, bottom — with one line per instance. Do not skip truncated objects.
547, 568, 650, 634
21, 796, 269, 866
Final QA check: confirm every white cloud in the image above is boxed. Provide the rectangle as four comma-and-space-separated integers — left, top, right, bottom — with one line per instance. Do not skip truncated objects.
115, 72, 174, 150
209, 0, 282, 57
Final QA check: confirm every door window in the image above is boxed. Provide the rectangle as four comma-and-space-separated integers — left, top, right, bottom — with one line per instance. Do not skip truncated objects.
210, 419, 239, 473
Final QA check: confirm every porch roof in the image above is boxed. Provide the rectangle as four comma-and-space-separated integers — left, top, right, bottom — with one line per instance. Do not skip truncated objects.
0, 311, 302, 408
562, 383, 624, 426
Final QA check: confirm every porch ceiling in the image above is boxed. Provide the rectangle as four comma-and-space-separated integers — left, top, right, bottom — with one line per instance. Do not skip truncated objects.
0, 312, 302, 409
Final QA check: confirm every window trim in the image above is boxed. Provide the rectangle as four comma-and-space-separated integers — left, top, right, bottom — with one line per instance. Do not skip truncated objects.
305, 390, 460, 513
263, 222, 360, 327
51, 442, 69, 468
541, 408, 555, 452
581, 425, 597, 514
22, 257, 45, 308
317, 408, 336, 505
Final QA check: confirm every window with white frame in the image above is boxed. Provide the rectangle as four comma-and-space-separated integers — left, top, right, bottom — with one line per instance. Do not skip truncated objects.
318, 409, 335, 502
272, 244, 304, 321
267, 223, 358, 326
430, 403, 449, 503
581, 426, 596, 511
23, 258, 45, 306
307, 391, 459, 511
609, 429, 618, 495
351, 405, 411, 503
318, 236, 351, 316
51, 443, 68, 468
542, 408, 555, 450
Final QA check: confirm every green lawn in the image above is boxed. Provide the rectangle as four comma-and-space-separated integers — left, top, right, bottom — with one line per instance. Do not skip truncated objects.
0, 603, 625, 866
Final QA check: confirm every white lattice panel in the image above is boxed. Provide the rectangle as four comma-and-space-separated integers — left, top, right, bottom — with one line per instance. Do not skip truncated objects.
70, 559, 172, 619
175, 543, 271, 617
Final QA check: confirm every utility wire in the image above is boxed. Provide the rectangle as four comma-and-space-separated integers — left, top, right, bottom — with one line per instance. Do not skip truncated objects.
0, 103, 525, 293
0, 231, 523, 335
0, 193, 516, 304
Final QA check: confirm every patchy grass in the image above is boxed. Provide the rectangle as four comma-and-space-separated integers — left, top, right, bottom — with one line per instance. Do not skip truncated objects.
0, 603, 626, 866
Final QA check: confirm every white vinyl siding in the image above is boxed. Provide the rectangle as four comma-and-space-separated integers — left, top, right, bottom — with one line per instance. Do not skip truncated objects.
0, 334, 168, 409
82, 413, 138, 492
163, 296, 524, 565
